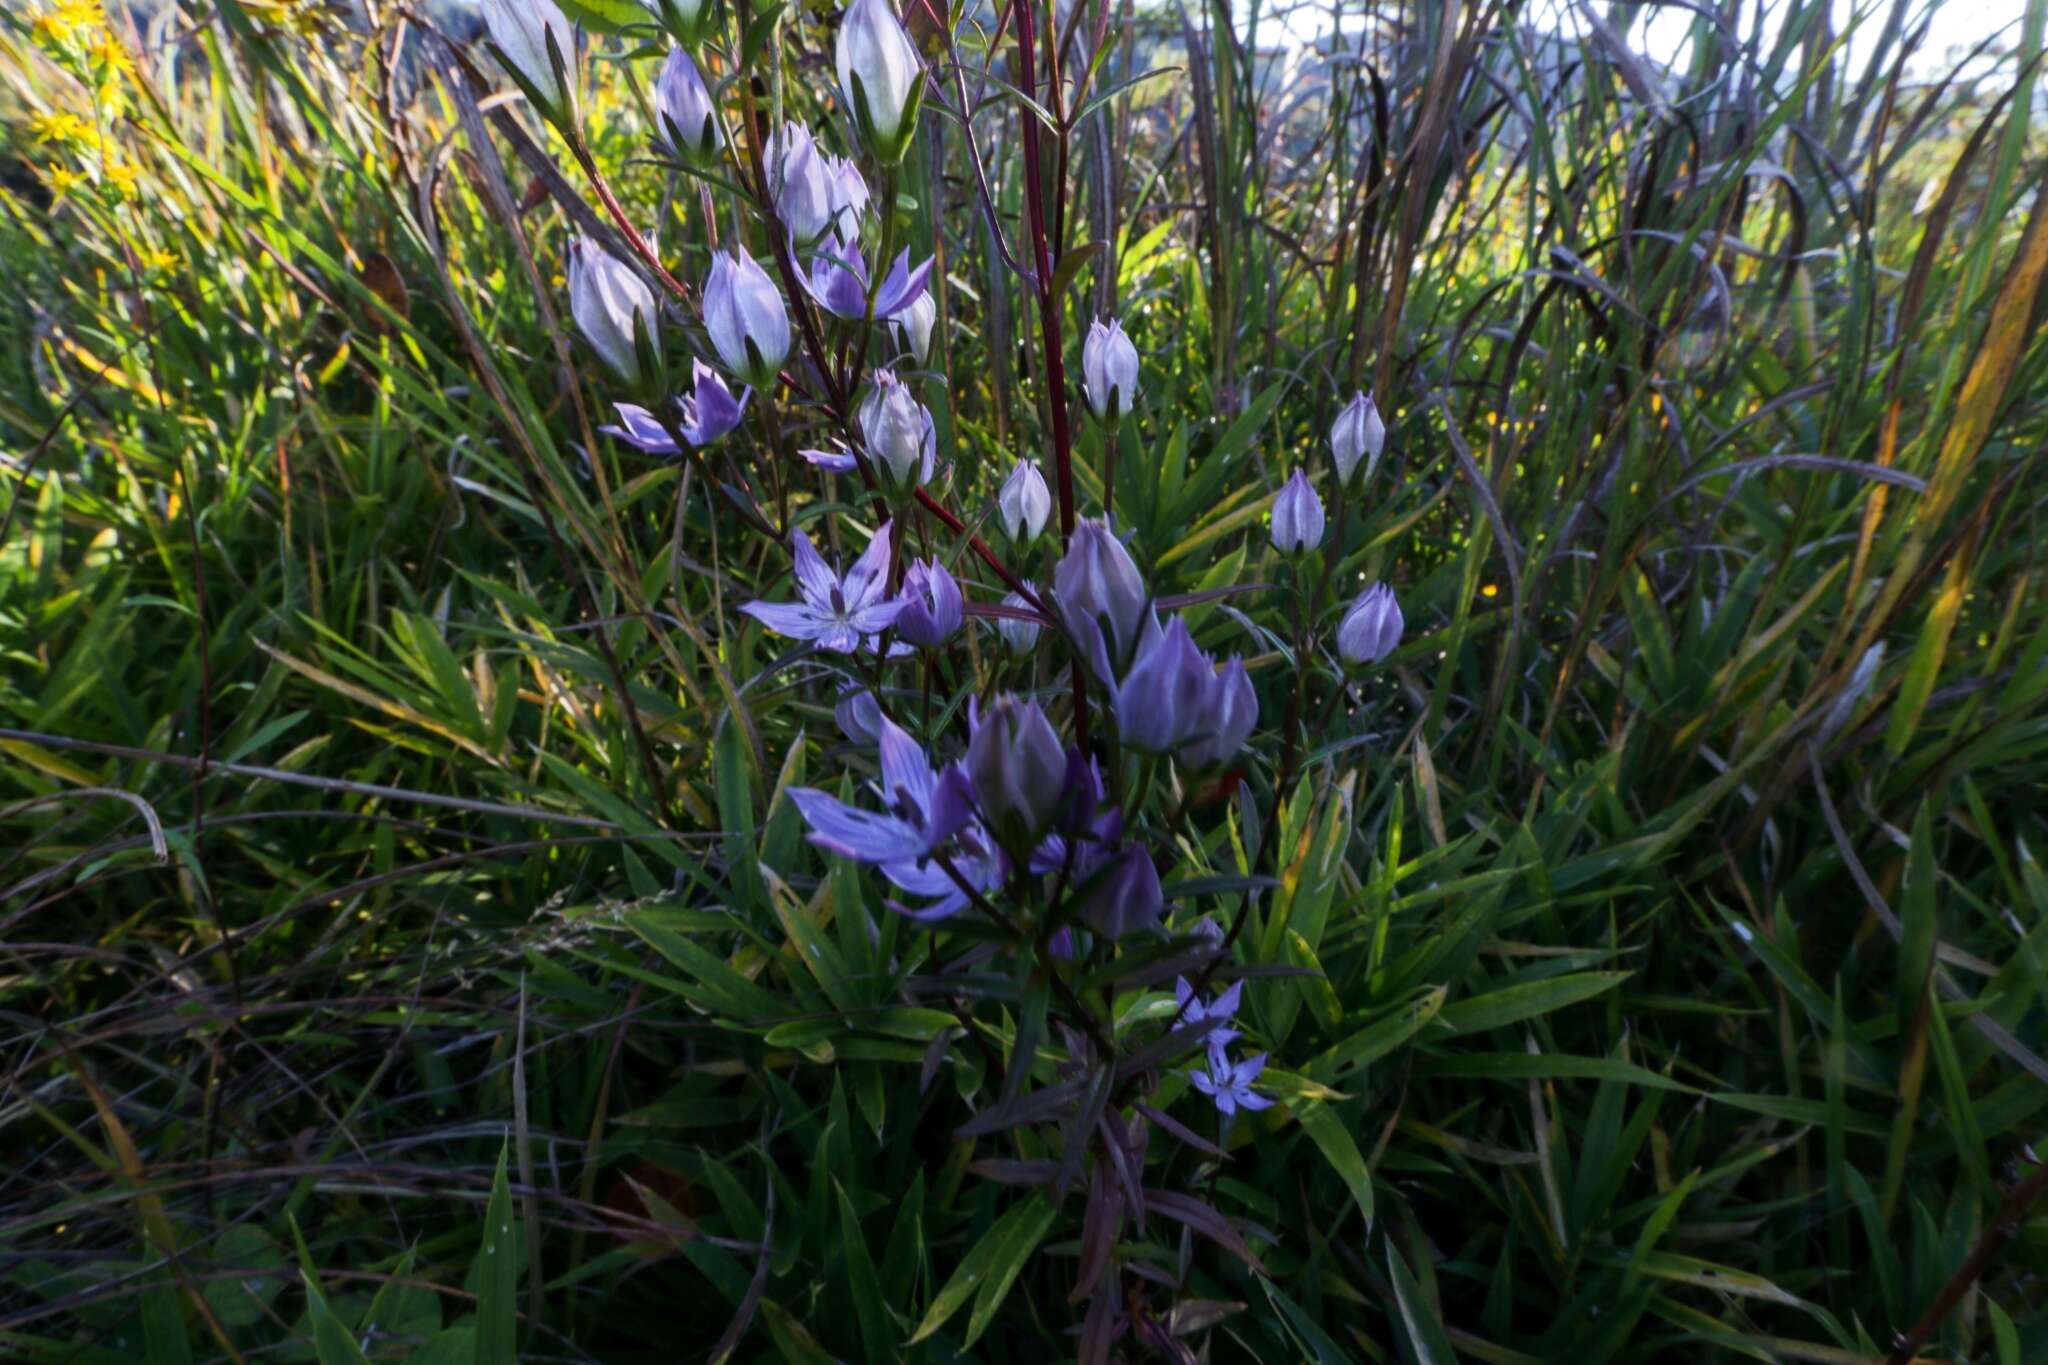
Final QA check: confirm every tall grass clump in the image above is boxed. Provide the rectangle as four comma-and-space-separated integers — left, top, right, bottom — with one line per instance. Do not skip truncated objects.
3, 0, 2047, 1358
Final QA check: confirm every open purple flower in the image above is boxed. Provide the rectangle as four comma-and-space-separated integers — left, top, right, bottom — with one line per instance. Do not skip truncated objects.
1191, 1051, 1273, 1116
740, 520, 904, 653
1174, 976, 1243, 1065
605, 360, 753, 453
805, 244, 932, 321
787, 713, 975, 865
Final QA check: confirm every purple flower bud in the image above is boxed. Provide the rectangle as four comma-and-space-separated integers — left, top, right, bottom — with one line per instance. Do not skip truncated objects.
856, 369, 934, 490
1331, 390, 1385, 487
965, 694, 1067, 852
891, 290, 935, 363
766, 123, 834, 246
826, 155, 870, 242
655, 47, 720, 162
1081, 317, 1139, 424
835, 0, 925, 163
567, 238, 657, 387
835, 684, 882, 745
1055, 518, 1151, 669
994, 585, 1041, 656
894, 558, 962, 646
1337, 582, 1402, 666
643, 0, 714, 47
1116, 616, 1213, 754
703, 250, 789, 388
1181, 655, 1257, 770
998, 459, 1052, 543
480, 0, 577, 128
1270, 468, 1325, 555
1078, 846, 1164, 939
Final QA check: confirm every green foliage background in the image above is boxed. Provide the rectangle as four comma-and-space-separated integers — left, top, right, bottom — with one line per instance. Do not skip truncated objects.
3, 0, 2047, 1359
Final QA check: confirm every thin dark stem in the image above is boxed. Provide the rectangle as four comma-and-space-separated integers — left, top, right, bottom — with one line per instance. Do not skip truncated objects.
1885, 1152, 2048, 1365
1013, 0, 1076, 540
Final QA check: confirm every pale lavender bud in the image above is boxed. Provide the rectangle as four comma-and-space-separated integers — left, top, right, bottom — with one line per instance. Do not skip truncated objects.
1078, 847, 1164, 939
891, 289, 935, 364
481, 0, 578, 127
1330, 391, 1385, 487
835, 685, 882, 745
1337, 582, 1402, 666
997, 459, 1052, 543
856, 369, 934, 490
835, 0, 925, 163
1081, 317, 1139, 423
655, 47, 720, 162
994, 586, 1041, 656
826, 156, 870, 243
766, 122, 834, 246
966, 695, 1067, 851
702, 250, 789, 388
1181, 656, 1257, 770
894, 558, 962, 646
567, 238, 657, 387
1270, 468, 1325, 555
1055, 518, 1151, 667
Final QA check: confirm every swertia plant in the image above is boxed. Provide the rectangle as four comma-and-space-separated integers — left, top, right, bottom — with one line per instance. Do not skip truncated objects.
476, 0, 1405, 1352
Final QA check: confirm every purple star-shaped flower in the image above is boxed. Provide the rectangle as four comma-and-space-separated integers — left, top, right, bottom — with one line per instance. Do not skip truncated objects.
787, 713, 978, 876
1190, 1050, 1274, 1116
804, 244, 933, 321
1174, 976, 1244, 1065
740, 520, 905, 653
600, 361, 751, 453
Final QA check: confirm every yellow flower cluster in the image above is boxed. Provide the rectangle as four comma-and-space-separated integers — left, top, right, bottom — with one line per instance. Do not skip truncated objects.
31, 0, 104, 42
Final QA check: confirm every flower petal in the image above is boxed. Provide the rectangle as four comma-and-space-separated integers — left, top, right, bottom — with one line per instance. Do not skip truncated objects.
843, 520, 895, 611
788, 528, 838, 607
739, 600, 826, 640
801, 447, 860, 473
600, 403, 681, 454
787, 787, 930, 863
871, 249, 934, 318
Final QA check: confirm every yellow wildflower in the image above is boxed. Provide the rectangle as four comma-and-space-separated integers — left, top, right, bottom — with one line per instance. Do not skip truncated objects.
30, 110, 93, 144
90, 32, 135, 75
103, 159, 141, 196
44, 163, 85, 198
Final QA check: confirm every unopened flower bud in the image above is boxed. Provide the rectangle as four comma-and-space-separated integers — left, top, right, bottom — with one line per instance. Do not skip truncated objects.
702, 250, 789, 388
998, 459, 1051, 543
1078, 846, 1164, 939
1270, 468, 1325, 555
643, 0, 715, 48
1055, 518, 1151, 668
891, 290, 936, 363
966, 695, 1067, 852
1330, 391, 1384, 488
766, 122, 834, 246
567, 238, 657, 388
1337, 582, 1402, 666
654, 47, 721, 163
835, 0, 925, 163
826, 156, 870, 242
1181, 656, 1257, 770
857, 369, 934, 491
481, 0, 578, 129
994, 586, 1041, 656
894, 558, 962, 647
1081, 317, 1139, 424
835, 684, 882, 745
